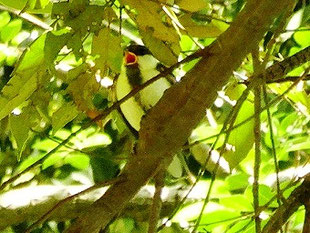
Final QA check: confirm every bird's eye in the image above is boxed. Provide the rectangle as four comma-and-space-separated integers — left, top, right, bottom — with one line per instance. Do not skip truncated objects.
125, 51, 137, 65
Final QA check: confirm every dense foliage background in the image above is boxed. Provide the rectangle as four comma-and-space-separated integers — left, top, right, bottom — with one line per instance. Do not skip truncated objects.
0, 0, 309, 232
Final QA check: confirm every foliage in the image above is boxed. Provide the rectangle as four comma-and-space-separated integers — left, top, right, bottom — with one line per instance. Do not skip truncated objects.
0, 0, 309, 232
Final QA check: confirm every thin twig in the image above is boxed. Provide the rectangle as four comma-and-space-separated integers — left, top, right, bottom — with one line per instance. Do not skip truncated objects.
263, 85, 282, 203
253, 85, 262, 233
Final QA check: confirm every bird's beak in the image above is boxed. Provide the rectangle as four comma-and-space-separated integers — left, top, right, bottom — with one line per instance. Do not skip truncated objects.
124, 51, 138, 65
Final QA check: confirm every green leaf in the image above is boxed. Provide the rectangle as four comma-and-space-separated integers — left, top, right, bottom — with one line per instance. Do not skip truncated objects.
0, 19, 22, 42
219, 195, 253, 211
223, 84, 255, 168
225, 173, 250, 191
44, 30, 72, 65
0, 0, 51, 13
52, 102, 79, 133
42, 153, 63, 169
0, 0, 28, 10
109, 218, 135, 233
179, 14, 224, 38
226, 219, 254, 233
174, 201, 223, 221
167, 155, 183, 178
175, 0, 207, 12
9, 113, 30, 157
269, 82, 310, 115
0, 11, 11, 29
286, 140, 310, 152
294, 28, 310, 48
122, 0, 179, 42
92, 28, 123, 73
245, 184, 278, 207
199, 210, 240, 231
64, 152, 90, 170
90, 156, 119, 182
0, 34, 46, 121
140, 29, 179, 66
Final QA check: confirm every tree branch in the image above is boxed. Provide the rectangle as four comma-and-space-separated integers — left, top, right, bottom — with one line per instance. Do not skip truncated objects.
0, 184, 206, 230
262, 176, 310, 233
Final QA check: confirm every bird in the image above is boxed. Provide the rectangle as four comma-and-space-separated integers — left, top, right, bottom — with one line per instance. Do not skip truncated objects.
115, 45, 230, 179
116, 44, 172, 132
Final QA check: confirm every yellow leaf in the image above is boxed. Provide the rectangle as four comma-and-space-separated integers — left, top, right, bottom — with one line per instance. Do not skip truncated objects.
179, 14, 223, 38
121, 0, 179, 42
176, 0, 207, 12
67, 72, 100, 113
92, 28, 122, 73
140, 29, 179, 66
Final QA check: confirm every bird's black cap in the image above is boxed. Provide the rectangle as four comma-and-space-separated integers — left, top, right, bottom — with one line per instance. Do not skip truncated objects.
127, 45, 151, 56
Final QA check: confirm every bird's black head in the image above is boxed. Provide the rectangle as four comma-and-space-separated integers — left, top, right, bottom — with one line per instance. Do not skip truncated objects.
126, 45, 151, 56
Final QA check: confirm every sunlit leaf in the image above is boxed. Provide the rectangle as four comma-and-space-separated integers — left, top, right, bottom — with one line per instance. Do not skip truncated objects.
140, 29, 179, 66
167, 155, 183, 178
121, 0, 179, 42
42, 153, 63, 169
9, 114, 30, 157
0, 19, 22, 42
52, 101, 79, 133
223, 84, 255, 168
179, 14, 224, 38
245, 184, 278, 207
286, 140, 310, 152
226, 219, 254, 233
219, 195, 253, 211
175, 0, 207, 12
199, 210, 240, 232
174, 201, 223, 221
269, 83, 310, 116
0, 11, 11, 29
109, 218, 135, 233
0, 0, 51, 13
67, 71, 101, 113
92, 28, 122, 73
225, 173, 250, 191
0, 34, 46, 121
45, 30, 72, 65
64, 152, 90, 170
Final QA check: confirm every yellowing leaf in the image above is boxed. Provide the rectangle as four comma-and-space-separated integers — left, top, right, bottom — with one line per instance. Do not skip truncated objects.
9, 105, 39, 159
121, 0, 179, 42
179, 14, 223, 38
52, 102, 79, 133
167, 155, 183, 178
45, 30, 71, 65
67, 72, 100, 113
92, 28, 122, 73
9, 114, 30, 157
140, 30, 179, 66
176, 0, 207, 12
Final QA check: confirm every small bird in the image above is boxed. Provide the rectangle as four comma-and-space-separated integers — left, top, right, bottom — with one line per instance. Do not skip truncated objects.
116, 45, 171, 132
116, 45, 186, 179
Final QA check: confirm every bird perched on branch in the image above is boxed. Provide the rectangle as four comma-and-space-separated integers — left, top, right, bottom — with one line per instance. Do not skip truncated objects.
116, 45, 172, 133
